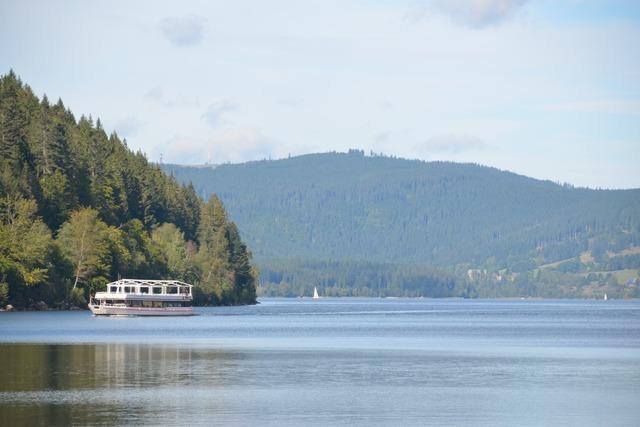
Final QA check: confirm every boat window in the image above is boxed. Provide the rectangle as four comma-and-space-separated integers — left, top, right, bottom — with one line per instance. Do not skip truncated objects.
124, 286, 131, 293
140, 287, 149, 294
153, 287, 162, 294
110, 286, 117, 293
118, 287, 122, 293
166, 287, 178, 294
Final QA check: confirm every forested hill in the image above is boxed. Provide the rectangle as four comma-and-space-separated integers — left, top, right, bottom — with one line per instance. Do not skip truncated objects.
163, 151, 640, 298
163, 151, 640, 266
0, 71, 256, 309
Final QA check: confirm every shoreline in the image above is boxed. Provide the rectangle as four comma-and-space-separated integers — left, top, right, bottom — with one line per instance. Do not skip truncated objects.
2, 296, 635, 312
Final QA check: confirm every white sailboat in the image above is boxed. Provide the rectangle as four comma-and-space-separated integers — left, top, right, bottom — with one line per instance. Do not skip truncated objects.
604, 293, 608, 301
313, 286, 319, 299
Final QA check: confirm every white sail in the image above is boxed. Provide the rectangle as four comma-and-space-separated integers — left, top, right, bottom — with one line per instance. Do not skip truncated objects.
313, 286, 319, 299
604, 293, 608, 301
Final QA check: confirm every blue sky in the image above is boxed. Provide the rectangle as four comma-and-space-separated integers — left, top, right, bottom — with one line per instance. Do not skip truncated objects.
1, 0, 638, 188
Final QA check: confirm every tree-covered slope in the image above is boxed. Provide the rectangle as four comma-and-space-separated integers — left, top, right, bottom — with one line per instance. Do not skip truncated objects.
163, 150, 640, 269
0, 71, 256, 309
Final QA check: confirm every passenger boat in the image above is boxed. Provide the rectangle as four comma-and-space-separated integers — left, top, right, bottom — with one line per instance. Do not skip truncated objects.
89, 279, 195, 316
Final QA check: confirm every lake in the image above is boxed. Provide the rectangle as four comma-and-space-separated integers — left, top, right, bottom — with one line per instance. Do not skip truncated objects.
1, 298, 639, 426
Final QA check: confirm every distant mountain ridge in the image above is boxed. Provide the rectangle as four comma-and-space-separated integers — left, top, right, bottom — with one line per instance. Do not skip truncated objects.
162, 151, 640, 268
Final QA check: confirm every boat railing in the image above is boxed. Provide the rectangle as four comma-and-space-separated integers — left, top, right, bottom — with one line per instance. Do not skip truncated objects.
97, 303, 128, 308
97, 293, 192, 301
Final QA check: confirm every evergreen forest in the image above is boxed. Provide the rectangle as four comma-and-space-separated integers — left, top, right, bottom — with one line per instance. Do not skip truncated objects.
0, 71, 257, 309
164, 151, 640, 299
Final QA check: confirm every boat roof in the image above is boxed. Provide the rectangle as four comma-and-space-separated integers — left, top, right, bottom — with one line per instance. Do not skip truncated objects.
106, 279, 193, 288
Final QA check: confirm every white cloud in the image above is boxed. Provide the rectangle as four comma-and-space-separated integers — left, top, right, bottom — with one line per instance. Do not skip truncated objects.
544, 100, 640, 116
417, 134, 488, 154
409, 0, 529, 28
373, 130, 392, 144
158, 136, 208, 164
203, 100, 237, 128
144, 85, 199, 108
159, 15, 206, 46
157, 128, 281, 165
144, 85, 164, 101
210, 127, 280, 163
112, 116, 145, 138
276, 97, 305, 108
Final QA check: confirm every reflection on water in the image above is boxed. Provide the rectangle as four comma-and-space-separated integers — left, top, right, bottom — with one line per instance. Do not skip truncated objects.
0, 344, 237, 426
1, 344, 215, 392
2, 345, 161, 424
1, 299, 640, 426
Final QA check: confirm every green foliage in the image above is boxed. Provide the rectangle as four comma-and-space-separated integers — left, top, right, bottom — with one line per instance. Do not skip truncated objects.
38, 170, 73, 229
259, 259, 459, 298
0, 71, 256, 308
57, 208, 110, 290
599, 254, 640, 271
164, 153, 640, 268
0, 196, 52, 286
194, 196, 257, 305
0, 282, 8, 307
164, 151, 640, 298
552, 257, 585, 273
152, 223, 199, 283
69, 286, 86, 307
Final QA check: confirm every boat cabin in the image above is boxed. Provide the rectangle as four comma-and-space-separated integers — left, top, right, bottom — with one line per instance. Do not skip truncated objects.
103, 279, 193, 297
89, 279, 193, 309
90, 279, 195, 314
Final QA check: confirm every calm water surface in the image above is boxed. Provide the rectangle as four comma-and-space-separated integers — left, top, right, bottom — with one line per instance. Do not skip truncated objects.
1, 298, 639, 426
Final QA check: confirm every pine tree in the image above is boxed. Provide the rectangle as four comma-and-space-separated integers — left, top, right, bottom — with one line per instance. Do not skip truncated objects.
0, 71, 31, 171
226, 222, 256, 303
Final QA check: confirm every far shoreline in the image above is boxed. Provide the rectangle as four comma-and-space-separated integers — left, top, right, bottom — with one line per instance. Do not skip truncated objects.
4, 296, 636, 312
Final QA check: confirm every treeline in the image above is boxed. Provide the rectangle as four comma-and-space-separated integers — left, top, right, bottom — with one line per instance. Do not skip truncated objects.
258, 259, 466, 298
0, 71, 256, 309
467, 268, 639, 299
258, 258, 640, 299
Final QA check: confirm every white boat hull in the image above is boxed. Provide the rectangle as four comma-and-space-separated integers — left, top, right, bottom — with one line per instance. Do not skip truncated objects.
89, 305, 195, 316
